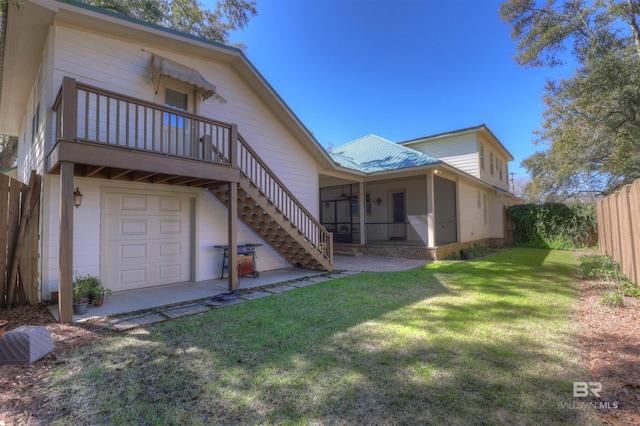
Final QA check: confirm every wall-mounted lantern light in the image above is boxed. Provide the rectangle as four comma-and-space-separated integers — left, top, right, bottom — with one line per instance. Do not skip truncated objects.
376, 197, 382, 206
73, 187, 83, 208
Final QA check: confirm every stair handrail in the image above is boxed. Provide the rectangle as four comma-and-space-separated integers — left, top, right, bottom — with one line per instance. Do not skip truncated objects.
236, 134, 332, 262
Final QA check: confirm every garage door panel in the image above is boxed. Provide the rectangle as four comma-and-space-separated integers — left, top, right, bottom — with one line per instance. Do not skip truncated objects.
120, 243, 147, 261
120, 195, 148, 211
105, 192, 192, 291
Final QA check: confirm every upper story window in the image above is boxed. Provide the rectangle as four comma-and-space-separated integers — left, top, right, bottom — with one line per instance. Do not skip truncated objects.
490, 152, 494, 176
498, 159, 503, 181
165, 88, 189, 111
479, 143, 485, 170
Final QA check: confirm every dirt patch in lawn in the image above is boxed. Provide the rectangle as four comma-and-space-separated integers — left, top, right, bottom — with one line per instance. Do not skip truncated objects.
0, 269, 639, 425
0, 305, 106, 425
576, 280, 640, 426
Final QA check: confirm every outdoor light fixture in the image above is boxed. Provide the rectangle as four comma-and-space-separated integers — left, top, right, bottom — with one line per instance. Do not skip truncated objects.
376, 197, 382, 206
73, 187, 83, 208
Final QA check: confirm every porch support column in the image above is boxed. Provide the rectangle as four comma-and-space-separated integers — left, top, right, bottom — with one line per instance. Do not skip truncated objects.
426, 170, 436, 247
227, 124, 239, 291
359, 181, 366, 245
58, 161, 74, 323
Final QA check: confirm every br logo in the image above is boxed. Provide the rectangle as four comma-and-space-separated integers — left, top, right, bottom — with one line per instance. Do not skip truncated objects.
573, 382, 602, 398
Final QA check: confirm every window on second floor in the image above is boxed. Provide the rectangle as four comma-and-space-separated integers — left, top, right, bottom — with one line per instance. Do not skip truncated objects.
490, 153, 494, 176
479, 143, 485, 170
498, 159, 503, 181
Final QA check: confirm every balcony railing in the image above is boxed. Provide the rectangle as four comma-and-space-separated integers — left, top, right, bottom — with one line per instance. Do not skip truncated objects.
53, 77, 232, 165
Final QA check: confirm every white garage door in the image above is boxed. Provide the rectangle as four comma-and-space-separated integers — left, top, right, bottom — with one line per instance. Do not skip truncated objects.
104, 191, 192, 292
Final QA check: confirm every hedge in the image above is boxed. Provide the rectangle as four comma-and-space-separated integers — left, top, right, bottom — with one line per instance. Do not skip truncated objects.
507, 203, 597, 249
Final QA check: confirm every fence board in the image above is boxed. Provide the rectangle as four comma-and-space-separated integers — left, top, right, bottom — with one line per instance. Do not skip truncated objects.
0, 173, 39, 307
596, 178, 640, 285
629, 180, 640, 285
0, 174, 8, 307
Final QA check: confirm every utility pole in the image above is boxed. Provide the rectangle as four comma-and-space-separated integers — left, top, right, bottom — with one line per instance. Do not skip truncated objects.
509, 172, 516, 194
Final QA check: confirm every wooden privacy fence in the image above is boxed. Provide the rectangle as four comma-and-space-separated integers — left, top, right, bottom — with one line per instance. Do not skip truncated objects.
596, 179, 640, 285
0, 171, 41, 308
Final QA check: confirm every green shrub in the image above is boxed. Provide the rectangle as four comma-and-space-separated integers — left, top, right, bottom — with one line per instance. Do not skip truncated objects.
507, 203, 597, 249
578, 254, 626, 281
600, 291, 624, 307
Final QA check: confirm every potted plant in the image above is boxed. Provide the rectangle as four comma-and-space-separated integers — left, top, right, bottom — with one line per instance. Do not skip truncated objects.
88, 278, 111, 307
0, 319, 8, 340
72, 275, 94, 315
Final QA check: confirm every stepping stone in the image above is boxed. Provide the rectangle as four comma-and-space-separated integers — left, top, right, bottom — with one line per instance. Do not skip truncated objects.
204, 299, 245, 308
265, 285, 296, 294
308, 276, 333, 283
289, 280, 316, 288
0, 326, 55, 365
161, 304, 209, 319
328, 273, 351, 279
240, 291, 272, 300
112, 313, 166, 331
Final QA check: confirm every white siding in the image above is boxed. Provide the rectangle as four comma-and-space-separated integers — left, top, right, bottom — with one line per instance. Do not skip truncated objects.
52, 24, 320, 215
17, 43, 49, 182
478, 134, 510, 191
458, 181, 489, 242
42, 177, 288, 297
407, 134, 479, 177
40, 23, 324, 296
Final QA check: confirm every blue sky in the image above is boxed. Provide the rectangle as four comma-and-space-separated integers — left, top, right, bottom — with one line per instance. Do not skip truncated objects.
204, 0, 566, 178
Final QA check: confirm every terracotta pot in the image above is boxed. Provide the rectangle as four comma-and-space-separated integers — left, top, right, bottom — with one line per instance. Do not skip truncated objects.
0, 319, 8, 340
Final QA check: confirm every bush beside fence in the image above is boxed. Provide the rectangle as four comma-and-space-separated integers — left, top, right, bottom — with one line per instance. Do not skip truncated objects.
506, 203, 597, 249
596, 179, 640, 286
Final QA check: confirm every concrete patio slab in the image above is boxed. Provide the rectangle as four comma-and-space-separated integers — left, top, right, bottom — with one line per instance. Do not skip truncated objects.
334, 255, 430, 272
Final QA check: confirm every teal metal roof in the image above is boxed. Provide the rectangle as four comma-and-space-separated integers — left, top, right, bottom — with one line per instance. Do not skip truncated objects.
328, 134, 441, 173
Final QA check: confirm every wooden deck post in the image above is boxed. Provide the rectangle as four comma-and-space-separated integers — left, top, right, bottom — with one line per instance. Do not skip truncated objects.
58, 162, 74, 323
60, 77, 78, 142
426, 170, 436, 247
359, 181, 366, 245
228, 124, 239, 291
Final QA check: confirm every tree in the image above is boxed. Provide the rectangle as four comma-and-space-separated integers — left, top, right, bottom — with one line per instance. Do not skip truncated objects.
500, 0, 640, 201
0, 135, 18, 169
77, 0, 257, 46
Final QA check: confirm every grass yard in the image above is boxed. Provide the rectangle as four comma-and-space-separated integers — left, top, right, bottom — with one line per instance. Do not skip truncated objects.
47, 249, 600, 425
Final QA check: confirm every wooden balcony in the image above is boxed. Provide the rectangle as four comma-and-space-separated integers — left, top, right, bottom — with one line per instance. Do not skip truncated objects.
48, 77, 240, 186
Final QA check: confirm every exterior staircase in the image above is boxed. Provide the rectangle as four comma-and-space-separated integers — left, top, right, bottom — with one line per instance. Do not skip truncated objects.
210, 135, 334, 271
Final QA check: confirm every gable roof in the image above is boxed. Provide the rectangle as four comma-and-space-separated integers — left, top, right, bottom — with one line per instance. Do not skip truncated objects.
400, 124, 515, 161
328, 134, 441, 173
0, 0, 335, 169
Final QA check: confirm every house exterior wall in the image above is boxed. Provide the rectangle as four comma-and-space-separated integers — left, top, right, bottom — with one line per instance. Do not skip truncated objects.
406, 134, 479, 178
29, 22, 324, 297
458, 180, 490, 242
478, 133, 510, 191
51, 23, 319, 215
16, 40, 50, 182
42, 177, 287, 299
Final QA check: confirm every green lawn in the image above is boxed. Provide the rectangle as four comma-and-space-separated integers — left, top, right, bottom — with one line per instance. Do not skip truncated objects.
48, 249, 600, 425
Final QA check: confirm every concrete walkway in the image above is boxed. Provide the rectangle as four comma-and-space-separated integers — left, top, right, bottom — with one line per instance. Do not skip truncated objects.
49, 255, 430, 327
